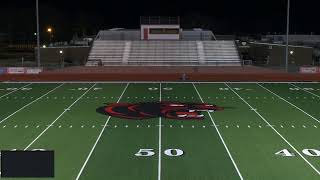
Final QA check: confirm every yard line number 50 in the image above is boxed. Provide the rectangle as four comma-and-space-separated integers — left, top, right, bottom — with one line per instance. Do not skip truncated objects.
135, 149, 184, 157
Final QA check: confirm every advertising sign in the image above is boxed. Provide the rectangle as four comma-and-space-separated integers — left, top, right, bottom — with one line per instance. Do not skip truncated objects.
0, 67, 6, 75
25, 68, 43, 74
6, 67, 25, 74
299, 66, 319, 74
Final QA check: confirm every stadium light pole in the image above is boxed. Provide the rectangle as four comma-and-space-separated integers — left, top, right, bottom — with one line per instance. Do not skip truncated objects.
36, 0, 41, 67
285, 0, 290, 72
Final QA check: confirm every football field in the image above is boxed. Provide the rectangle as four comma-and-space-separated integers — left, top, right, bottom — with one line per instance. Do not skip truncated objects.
1, 82, 320, 180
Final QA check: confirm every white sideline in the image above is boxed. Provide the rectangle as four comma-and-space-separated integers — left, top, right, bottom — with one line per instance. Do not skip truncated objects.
0, 83, 64, 125
158, 83, 162, 180
1, 81, 319, 84
0, 83, 33, 178
225, 83, 320, 175
75, 83, 129, 180
24, 83, 97, 150
192, 83, 244, 180
0, 83, 32, 99
290, 83, 320, 98
257, 83, 320, 124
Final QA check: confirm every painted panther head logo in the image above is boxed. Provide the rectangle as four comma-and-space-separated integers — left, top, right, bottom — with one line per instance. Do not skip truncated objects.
97, 102, 224, 120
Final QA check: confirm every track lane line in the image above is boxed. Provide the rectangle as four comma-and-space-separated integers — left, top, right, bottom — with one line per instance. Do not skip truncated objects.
75, 83, 129, 180
193, 83, 244, 180
257, 83, 320, 124
24, 83, 97, 150
0, 83, 32, 99
158, 83, 162, 180
0, 83, 64, 125
225, 83, 320, 176
290, 83, 320, 98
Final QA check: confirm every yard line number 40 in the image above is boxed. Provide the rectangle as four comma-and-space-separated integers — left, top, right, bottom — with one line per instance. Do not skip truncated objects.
276, 149, 320, 157
135, 149, 184, 157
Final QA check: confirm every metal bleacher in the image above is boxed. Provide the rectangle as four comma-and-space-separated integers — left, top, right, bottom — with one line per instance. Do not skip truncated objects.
86, 40, 125, 66
86, 35, 241, 66
202, 41, 241, 66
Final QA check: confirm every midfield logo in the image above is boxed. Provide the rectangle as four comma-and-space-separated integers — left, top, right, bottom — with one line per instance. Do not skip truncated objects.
97, 102, 224, 120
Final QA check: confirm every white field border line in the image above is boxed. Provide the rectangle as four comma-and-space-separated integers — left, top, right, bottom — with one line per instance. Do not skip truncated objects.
24, 83, 97, 150
0, 84, 32, 177
192, 83, 244, 180
290, 83, 320, 98
225, 83, 320, 176
158, 83, 162, 180
0, 83, 64, 125
2, 81, 320, 84
75, 83, 129, 180
257, 83, 320, 124
0, 83, 32, 99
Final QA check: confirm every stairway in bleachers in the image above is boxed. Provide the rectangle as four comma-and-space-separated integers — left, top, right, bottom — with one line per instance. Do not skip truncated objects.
86, 40, 241, 66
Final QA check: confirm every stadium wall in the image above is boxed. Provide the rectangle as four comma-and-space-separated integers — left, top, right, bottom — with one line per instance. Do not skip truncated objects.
36, 46, 90, 65
1, 66, 320, 82
249, 43, 313, 66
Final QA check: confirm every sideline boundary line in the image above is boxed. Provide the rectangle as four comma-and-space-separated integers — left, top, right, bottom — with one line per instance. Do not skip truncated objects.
0, 83, 64, 125
225, 83, 320, 175
2, 81, 319, 84
75, 83, 129, 180
257, 83, 320, 124
0, 83, 32, 99
24, 83, 97, 150
193, 83, 244, 180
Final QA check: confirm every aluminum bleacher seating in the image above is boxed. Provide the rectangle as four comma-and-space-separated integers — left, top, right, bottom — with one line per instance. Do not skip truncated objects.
86, 40, 241, 66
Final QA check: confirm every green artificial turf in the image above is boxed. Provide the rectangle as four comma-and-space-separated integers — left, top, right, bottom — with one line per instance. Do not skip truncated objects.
0, 82, 320, 180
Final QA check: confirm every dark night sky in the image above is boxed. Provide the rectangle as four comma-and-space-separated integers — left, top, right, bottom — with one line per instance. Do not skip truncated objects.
1, 0, 320, 41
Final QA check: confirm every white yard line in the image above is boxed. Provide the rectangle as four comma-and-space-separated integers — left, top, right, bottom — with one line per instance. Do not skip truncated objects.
0, 83, 64, 125
75, 83, 129, 180
158, 83, 162, 180
290, 83, 320, 98
257, 83, 320, 124
0, 83, 32, 99
192, 83, 244, 180
225, 83, 320, 176
24, 83, 97, 150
